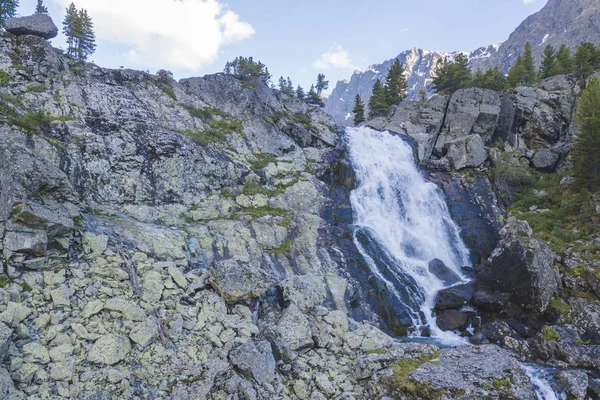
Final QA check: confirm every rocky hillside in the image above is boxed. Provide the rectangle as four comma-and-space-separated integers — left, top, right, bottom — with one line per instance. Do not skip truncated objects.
0, 26, 555, 399
365, 72, 600, 397
326, 0, 600, 126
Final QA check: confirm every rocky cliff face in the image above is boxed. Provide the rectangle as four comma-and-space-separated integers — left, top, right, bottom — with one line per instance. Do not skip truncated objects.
326, 0, 600, 126
0, 31, 547, 400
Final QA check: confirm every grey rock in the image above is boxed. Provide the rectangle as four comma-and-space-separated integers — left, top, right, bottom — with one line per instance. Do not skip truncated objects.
428, 258, 461, 286
87, 335, 131, 365
229, 340, 276, 383
443, 134, 488, 170
266, 304, 313, 361
436, 309, 468, 331
531, 148, 559, 171
434, 282, 475, 311
208, 259, 276, 303
554, 370, 588, 400
409, 345, 536, 399
479, 217, 560, 312
0, 324, 11, 360
5, 14, 58, 39
278, 274, 327, 312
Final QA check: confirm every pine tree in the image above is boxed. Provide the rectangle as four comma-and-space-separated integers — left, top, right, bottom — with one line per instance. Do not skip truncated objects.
432, 54, 472, 95
223, 56, 271, 86
540, 45, 557, 79
573, 76, 600, 190
62, 3, 81, 57
384, 59, 407, 106
315, 73, 329, 96
507, 56, 527, 88
472, 69, 485, 88
368, 79, 388, 119
277, 76, 294, 96
352, 94, 365, 125
77, 9, 96, 60
481, 67, 506, 91
307, 84, 324, 106
35, 0, 48, 14
573, 43, 597, 76
555, 44, 573, 75
296, 85, 305, 100
521, 42, 537, 85
0, 0, 19, 26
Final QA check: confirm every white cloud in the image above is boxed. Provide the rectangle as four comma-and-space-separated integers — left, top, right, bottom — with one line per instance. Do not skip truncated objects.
523, 0, 537, 4
312, 46, 354, 70
53, 0, 254, 71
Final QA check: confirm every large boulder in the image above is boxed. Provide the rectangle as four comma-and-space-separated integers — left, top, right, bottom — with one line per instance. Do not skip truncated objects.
531, 148, 559, 171
5, 14, 58, 39
229, 341, 276, 383
434, 282, 475, 311
478, 217, 560, 312
409, 345, 536, 399
207, 259, 276, 304
428, 258, 461, 286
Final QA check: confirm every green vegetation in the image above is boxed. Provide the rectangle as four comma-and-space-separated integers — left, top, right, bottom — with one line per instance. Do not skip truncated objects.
0, 0, 19, 27
62, 2, 96, 60
242, 179, 297, 198
432, 54, 473, 95
353, 94, 366, 125
384, 351, 444, 398
234, 206, 290, 220
0, 275, 10, 288
507, 42, 537, 87
541, 326, 560, 341
573, 76, 600, 191
177, 114, 243, 146
278, 76, 294, 96
295, 85, 305, 100
0, 70, 10, 87
20, 281, 32, 292
368, 79, 388, 119
368, 60, 408, 118
268, 239, 294, 257
547, 297, 571, 320
155, 69, 176, 100
9, 109, 54, 133
224, 56, 271, 87
27, 83, 47, 93
249, 153, 278, 169
181, 103, 232, 120
35, 0, 48, 14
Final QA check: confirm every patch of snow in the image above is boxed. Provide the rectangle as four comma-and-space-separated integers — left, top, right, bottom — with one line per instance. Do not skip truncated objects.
344, 112, 352, 121
539, 34, 549, 46
340, 98, 345, 102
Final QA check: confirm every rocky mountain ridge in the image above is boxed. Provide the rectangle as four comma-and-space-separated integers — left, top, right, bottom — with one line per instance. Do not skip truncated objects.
325, 0, 600, 126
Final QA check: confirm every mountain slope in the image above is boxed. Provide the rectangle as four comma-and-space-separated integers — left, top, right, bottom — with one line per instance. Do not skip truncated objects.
326, 0, 600, 126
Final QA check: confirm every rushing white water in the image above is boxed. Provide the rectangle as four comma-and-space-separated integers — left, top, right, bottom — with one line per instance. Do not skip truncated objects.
522, 364, 565, 400
347, 127, 471, 345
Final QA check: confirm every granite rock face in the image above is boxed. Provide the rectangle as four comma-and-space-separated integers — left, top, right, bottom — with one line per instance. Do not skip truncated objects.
5, 14, 58, 39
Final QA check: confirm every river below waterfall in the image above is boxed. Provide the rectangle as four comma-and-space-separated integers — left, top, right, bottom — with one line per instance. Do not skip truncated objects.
346, 126, 564, 399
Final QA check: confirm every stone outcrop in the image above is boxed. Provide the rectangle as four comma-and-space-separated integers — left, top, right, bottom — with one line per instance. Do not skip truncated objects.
478, 217, 560, 312
5, 14, 58, 39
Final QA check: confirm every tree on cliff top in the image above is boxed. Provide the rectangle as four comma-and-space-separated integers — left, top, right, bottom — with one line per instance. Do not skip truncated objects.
35, 0, 48, 14
573, 76, 600, 191
352, 94, 365, 125
63, 3, 96, 60
384, 59, 407, 106
224, 56, 271, 86
432, 54, 472, 95
0, 0, 19, 26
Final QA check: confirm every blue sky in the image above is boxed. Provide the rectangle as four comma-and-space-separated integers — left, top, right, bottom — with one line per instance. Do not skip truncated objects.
18, 0, 546, 92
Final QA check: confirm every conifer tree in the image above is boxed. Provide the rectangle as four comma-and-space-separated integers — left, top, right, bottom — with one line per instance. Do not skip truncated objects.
384, 59, 407, 106
63, 3, 81, 57
0, 0, 19, 26
307, 84, 324, 106
368, 79, 388, 119
573, 43, 597, 75
315, 73, 329, 96
278, 77, 294, 96
555, 44, 573, 75
352, 94, 365, 125
296, 85, 305, 100
521, 42, 537, 85
35, 0, 48, 14
507, 56, 528, 87
540, 45, 557, 79
223, 56, 271, 85
77, 9, 96, 60
432, 54, 472, 94
573, 76, 600, 190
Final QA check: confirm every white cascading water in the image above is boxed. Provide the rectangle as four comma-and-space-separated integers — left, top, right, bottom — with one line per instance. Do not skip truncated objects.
522, 364, 565, 400
347, 127, 471, 345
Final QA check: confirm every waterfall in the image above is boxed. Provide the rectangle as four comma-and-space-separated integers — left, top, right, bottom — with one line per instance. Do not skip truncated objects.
347, 127, 471, 344
522, 364, 565, 400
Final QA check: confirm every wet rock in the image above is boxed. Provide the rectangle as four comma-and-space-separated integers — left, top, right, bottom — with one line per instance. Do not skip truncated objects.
473, 290, 511, 313
428, 259, 461, 286
472, 321, 518, 345
5, 14, 58, 39
554, 370, 588, 400
531, 148, 559, 171
229, 340, 276, 383
87, 335, 131, 365
278, 274, 327, 312
208, 259, 276, 303
436, 310, 468, 331
478, 217, 560, 312
409, 344, 536, 399
434, 281, 475, 310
